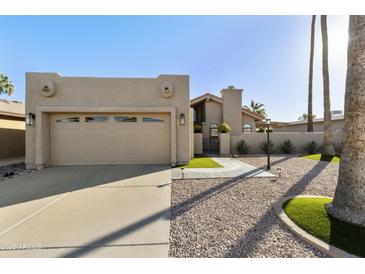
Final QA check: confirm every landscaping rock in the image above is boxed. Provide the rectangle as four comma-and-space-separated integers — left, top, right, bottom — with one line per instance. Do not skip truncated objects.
0, 163, 34, 182
169, 155, 338, 257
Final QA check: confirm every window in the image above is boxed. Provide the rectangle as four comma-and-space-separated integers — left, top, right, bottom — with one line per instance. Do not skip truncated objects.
142, 117, 164, 123
114, 116, 137, 122
56, 117, 80, 123
209, 124, 219, 137
243, 123, 253, 133
85, 116, 108, 123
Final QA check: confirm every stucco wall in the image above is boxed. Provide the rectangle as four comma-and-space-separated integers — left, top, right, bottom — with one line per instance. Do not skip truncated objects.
275, 119, 344, 133
189, 108, 194, 159
202, 100, 223, 140
194, 133, 203, 154
221, 88, 243, 136
26, 73, 190, 167
242, 114, 257, 132
219, 133, 231, 155
0, 118, 25, 159
231, 132, 342, 154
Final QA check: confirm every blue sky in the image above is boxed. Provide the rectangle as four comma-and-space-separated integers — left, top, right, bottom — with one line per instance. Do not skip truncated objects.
0, 16, 348, 121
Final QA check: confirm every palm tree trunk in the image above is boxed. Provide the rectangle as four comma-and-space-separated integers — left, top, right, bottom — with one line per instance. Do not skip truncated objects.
326, 16, 365, 226
307, 15, 316, 132
321, 15, 335, 156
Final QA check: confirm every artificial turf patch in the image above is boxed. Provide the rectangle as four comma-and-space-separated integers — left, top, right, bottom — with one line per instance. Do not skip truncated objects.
283, 197, 365, 257
302, 154, 340, 163
179, 157, 223, 168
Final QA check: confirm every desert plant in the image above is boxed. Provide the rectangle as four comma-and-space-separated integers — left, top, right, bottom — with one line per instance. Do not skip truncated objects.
235, 140, 250, 154
260, 140, 275, 154
321, 15, 335, 156
334, 143, 343, 156
304, 141, 319, 154
307, 15, 316, 132
327, 16, 365, 225
0, 74, 15, 95
218, 123, 231, 133
250, 100, 267, 117
278, 140, 296, 154
194, 123, 203, 133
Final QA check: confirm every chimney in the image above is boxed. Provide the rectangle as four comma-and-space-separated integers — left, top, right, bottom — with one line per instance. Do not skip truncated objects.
221, 86, 243, 136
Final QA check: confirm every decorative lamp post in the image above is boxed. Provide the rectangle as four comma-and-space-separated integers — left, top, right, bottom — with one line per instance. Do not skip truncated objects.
265, 118, 271, 170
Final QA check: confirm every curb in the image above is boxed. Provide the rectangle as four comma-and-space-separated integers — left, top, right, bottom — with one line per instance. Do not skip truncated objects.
273, 195, 358, 258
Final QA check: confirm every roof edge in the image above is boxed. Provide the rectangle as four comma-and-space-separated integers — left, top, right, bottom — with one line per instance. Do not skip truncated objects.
190, 93, 265, 121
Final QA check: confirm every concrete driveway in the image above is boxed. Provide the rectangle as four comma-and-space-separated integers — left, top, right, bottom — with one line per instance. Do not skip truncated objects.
0, 165, 171, 258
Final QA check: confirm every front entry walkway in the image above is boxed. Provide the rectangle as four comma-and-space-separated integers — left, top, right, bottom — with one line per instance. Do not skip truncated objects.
0, 165, 171, 258
171, 157, 275, 179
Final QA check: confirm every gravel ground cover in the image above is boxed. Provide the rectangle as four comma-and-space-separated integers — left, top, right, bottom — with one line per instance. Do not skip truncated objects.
169, 154, 339, 258
0, 163, 34, 182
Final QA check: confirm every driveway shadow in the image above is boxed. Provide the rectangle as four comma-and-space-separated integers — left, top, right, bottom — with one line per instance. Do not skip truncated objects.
60, 156, 293, 258
0, 164, 170, 209
2, 156, 321, 258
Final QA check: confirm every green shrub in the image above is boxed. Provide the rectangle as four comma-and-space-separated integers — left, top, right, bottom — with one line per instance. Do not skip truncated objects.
304, 141, 319, 155
218, 123, 231, 133
278, 140, 296, 154
260, 140, 275, 154
194, 123, 203, 133
235, 140, 250, 154
335, 143, 343, 156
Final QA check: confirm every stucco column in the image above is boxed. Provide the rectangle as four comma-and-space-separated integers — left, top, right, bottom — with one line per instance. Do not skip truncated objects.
221, 86, 243, 136
219, 132, 231, 155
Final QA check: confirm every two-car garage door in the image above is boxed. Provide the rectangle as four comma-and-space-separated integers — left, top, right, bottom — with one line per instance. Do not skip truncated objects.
50, 113, 171, 165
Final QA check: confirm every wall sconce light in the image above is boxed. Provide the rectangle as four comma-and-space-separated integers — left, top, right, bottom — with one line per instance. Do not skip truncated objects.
180, 113, 185, 125
26, 112, 35, 126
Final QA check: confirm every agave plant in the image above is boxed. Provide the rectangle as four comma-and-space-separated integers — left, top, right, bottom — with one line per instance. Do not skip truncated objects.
260, 140, 275, 154
235, 140, 250, 155
278, 140, 296, 154
304, 141, 319, 155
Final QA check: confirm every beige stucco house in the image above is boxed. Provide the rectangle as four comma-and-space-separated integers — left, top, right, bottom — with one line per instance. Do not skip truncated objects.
190, 90, 264, 152
0, 99, 25, 159
25, 73, 192, 169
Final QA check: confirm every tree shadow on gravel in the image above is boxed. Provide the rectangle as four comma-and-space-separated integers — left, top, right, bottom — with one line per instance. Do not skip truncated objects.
170, 156, 292, 219
225, 160, 331, 257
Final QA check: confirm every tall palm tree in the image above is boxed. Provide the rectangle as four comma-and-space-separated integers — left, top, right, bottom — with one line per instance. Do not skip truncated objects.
321, 15, 335, 156
326, 15, 365, 226
250, 100, 267, 117
307, 15, 316, 132
0, 74, 15, 95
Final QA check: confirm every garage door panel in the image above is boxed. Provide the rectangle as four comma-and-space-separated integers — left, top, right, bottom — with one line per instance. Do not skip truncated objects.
50, 113, 171, 165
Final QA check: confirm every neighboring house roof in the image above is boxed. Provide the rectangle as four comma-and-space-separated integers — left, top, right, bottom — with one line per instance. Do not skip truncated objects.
190, 92, 265, 121
277, 115, 344, 127
256, 120, 289, 128
0, 99, 25, 118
